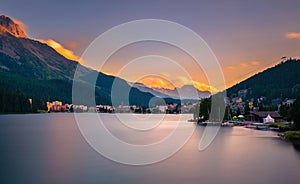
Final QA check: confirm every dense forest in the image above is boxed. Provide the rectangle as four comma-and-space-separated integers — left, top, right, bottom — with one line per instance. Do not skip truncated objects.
290, 96, 300, 130
227, 58, 300, 103
0, 89, 46, 113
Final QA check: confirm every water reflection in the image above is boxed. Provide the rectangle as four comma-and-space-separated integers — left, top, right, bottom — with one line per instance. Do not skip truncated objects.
0, 114, 300, 184
292, 140, 300, 152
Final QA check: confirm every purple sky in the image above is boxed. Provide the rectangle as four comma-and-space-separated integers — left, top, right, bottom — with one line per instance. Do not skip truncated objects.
1, 0, 300, 89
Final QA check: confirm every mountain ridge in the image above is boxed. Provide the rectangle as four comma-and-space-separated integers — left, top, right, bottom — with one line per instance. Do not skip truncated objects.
0, 15, 160, 106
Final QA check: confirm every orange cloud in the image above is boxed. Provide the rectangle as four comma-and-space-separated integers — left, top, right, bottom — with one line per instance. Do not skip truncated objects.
225, 65, 236, 70
239, 63, 249, 67
139, 75, 217, 93
285, 32, 300, 39
175, 76, 218, 93
250, 61, 261, 65
160, 72, 170, 77
178, 77, 216, 92
224, 60, 263, 88
38, 39, 82, 62
64, 41, 79, 49
226, 60, 261, 70
193, 81, 217, 93
139, 77, 175, 90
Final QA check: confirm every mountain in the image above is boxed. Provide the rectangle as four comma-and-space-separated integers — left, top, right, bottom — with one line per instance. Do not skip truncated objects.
154, 85, 211, 99
0, 15, 159, 106
0, 15, 27, 38
227, 58, 300, 103
131, 82, 210, 99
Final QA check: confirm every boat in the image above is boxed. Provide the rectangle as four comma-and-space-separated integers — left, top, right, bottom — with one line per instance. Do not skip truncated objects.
221, 122, 234, 127
269, 127, 280, 131
245, 124, 256, 129
256, 125, 269, 130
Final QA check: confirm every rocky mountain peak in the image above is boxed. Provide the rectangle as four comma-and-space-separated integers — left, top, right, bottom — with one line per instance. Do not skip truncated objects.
0, 15, 27, 38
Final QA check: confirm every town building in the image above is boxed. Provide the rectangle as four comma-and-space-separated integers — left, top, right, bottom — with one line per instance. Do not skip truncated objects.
250, 111, 283, 123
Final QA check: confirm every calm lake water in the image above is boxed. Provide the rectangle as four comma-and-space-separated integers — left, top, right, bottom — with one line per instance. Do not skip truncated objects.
0, 113, 300, 184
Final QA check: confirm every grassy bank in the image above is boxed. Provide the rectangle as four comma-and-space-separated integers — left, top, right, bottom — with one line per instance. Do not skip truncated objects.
284, 131, 300, 140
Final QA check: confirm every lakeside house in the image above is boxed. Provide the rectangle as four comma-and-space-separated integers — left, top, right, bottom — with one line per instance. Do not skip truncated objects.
250, 111, 283, 123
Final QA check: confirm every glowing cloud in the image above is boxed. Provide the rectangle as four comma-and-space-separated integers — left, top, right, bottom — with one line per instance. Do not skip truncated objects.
160, 72, 170, 77
226, 60, 261, 70
138, 75, 217, 93
224, 60, 262, 88
239, 63, 249, 67
193, 81, 217, 93
176, 76, 217, 93
250, 61, 261, 66
225, 65, 236, 70
139, 77, 175, 90
64, 41, 79, 49
285, 32, 300, 39
38, 39, 82, 62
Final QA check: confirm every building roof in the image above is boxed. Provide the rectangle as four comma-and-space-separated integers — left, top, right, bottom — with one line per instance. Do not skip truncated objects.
250, 111, 282, 118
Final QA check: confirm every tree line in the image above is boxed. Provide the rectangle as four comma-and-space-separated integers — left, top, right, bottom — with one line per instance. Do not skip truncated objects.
0, 89, 46, 113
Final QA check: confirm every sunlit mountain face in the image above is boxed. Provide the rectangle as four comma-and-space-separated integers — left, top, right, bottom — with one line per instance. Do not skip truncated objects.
0, 15, 27, 38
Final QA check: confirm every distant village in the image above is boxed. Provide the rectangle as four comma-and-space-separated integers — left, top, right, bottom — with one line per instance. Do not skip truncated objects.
47, 89, 294, 121
46, 88, 297, 125
46, 101, 196, 114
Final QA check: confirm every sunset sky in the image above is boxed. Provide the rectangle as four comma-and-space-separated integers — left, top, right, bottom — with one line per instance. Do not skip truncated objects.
1, 0, 300, 92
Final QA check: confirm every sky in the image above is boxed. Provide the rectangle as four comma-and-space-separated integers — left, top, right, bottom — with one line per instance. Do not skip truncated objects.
1, 0, 300, 92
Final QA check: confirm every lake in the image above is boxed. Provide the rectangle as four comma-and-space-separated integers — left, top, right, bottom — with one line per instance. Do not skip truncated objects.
0, 113, 300, 184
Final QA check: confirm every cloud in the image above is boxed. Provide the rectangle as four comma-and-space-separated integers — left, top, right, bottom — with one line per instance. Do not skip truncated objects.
250, 61, 261, 66
176, 76, 192, 85
226, 60, 261, 70
138, 75, 218, 93
64, 41, 79, 49
285, 32, 300, 39
140, 77, 175, 90
225, 65, 237, 70
239, 63, 249, 67
38, 39, 82, 62
176, 76, 218, 93
193, 81, 217, 93
160, 72, 170, 77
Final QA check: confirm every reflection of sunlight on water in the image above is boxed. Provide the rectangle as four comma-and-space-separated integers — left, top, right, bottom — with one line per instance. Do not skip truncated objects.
114, 113, 187, 131
227, 126, 278, 138
101, 114, 193, 145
